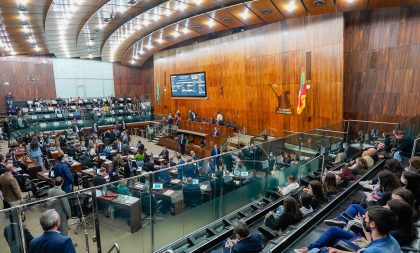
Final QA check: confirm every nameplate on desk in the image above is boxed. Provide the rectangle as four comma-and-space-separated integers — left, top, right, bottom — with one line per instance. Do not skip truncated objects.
163, 190, 174, 196
171, 179, 181, 184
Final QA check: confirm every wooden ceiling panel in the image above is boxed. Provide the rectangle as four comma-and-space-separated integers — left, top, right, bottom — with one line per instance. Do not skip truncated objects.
190, 14, 227, 33
245, 0, 284, 23
302, 0, 336, 15
336, 0, 368, 12
210, 9, 245, 28
271, 0, 307, 18
225, 4, 264, 26
407, 0, 420, 5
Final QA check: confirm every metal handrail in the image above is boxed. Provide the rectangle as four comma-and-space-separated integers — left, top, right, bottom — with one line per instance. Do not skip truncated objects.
412, 137, 420, 158
298, 154, 325, 184
343, 119, 400, 125
107, 243, 120, 253
314, 128, 347, 134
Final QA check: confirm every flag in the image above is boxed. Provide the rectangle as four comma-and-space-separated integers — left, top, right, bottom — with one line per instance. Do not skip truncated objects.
297, 68, 307, 115
156, 83, 161, 105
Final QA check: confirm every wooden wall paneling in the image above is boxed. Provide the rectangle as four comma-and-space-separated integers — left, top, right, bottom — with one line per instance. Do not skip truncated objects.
343, 7, 420, 123
113, 58, 154, 100
154, 14, 344, 136
0, 56, 56, 111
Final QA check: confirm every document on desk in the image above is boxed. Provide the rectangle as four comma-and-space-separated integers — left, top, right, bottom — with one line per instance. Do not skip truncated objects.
163, 190, 174, 196
200, 184, 208, 190
171, 179, 181, 184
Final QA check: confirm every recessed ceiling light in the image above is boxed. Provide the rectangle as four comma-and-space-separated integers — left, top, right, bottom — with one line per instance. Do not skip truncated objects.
173, 31, 180, 38
88, 41, 94, 46
88, 54, 93, 59
34, 45, 40, 52
207, 20, 215, 28
156, 38, 164, 44
286, 1, 296, 12
130, 60, 136, 64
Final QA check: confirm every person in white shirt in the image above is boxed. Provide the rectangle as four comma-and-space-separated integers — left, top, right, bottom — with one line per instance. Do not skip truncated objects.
278, 175, 299, 195
216, 112, 223, 124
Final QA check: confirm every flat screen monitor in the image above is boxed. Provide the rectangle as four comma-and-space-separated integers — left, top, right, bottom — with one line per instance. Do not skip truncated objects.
49, 147, 56, 151
171, 72, 207, 98
100, 155, 106, 160
49, 170, 55, 177
152, 183, 163, 190
67, 156, 73, 163
240, 171, 249, 177
96, 169, 101, 174
192, 179, 199, 185
136, 160, 143, 167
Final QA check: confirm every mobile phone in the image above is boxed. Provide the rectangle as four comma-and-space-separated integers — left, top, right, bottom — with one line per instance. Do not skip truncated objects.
341, 212, 353, 221
226, 238, 233, 247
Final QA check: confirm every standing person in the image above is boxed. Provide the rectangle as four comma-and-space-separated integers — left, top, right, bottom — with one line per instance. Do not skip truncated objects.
0, 164, 23, 208
146, 125, 153, 142
91, 122, 99, 137
211, 144, 221, 172
29, 209, 76, 253
179, 134, 187, 155
27, 136, 44, 170
46, 177, 71, 236
216, 112, 223, 125
52, 154, 74, 193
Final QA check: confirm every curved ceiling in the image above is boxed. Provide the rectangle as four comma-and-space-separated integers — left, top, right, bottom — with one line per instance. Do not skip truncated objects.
0, 0, 417, 66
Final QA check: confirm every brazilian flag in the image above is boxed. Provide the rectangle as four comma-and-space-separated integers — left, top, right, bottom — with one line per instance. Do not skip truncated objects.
156, 83, 161, 105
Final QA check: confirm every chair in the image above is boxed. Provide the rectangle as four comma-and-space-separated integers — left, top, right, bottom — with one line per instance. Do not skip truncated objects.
72, 172, 84, 191
183, 188, 202, 208
30, 179, 51, 199
17, 175, 33, 200
68, 193, 93, 234
141, 193, 164, 226
231, 121, 237, 131
258, 225, 279, 240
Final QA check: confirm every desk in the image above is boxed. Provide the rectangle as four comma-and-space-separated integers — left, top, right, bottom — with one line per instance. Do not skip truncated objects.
50, 150, 60, 161
96, 190, 142, 233
26, 161, 42, 178
70, 161, 82, 172
36, 172, 54, 185
130, 183, 184, 215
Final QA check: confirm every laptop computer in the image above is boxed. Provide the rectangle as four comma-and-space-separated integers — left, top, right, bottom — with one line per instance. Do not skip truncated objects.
152, 183, 163, 190
67, 156, 73, 163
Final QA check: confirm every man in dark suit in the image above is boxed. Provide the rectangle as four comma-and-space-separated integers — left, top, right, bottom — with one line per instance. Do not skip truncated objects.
222, 221, 262, 253
183, 159, 198, 178
123, 156, 137, 178
159, 146, 170, 161
179, 134, 187, 155
29, 209, 76, 253
121, 140, 130, 156
211, 144, 221, 172
93, 169, 107, 186
52, 154, 74, 193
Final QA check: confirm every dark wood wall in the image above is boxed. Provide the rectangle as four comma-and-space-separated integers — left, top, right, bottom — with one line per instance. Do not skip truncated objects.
154, 14, 344, 136
0, 56, 56, 111
344, 7, 420, 122
113, 58, 154, 101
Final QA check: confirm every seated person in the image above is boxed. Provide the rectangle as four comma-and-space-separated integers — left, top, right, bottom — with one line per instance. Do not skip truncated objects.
134, 150, 145, 161
116, 181, 130, 196
264, 196, 303, 232
301, 180, 328, 210
278, 175, 299, 195
299, 192, 314, 216
334, 167, 355, 188
155, 164, 170, 184
221, 221, 262, 253
294, 206, 401, 253
93, 169, 107, 186
108, 159, 120, 182
183, 159, 198, 178
325, 171, 400, 227
159, 146, 169, 161
242, 169, 257, 185
233, 160, 247, 175
392, 130, 414, 161
322, 172, 340, 196
182, 177, 200, 192
210, 170, 224, 197
349, 157, 369, 175
123, 155, 137, 178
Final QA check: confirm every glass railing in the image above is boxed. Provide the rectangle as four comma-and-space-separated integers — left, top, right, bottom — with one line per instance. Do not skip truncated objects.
0, 132, 330, 253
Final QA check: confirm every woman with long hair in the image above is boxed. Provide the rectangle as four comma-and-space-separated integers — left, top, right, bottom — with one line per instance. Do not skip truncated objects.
302, 180, 328, 209
322, 172, 339, 196
386, 199, 417, 246
26, 136, 44, 170
264, 196, 303, 231
392, 187, 417, 218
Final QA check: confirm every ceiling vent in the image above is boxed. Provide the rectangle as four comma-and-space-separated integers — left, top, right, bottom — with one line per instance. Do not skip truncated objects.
127, 0, 136, 5
192, 25, 202, 29
222, 17, 232, 22
313, 0, 326, 7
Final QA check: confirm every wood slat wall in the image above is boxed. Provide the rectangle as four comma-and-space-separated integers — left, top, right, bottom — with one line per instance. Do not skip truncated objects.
344, 7, 420, 122
113, 58, 154, 101
0, 56, 56, 111
153, 14, 344, 136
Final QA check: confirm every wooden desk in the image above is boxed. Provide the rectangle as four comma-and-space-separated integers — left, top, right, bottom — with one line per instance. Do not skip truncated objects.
50, 150, 60, 161
70, 161, 82, 172
26, 161, 42, 178
36, 172, 54, 185
96, 191, 142, 233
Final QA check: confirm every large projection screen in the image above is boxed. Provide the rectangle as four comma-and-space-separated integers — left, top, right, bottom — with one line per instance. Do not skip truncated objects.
53, 59, 114, 98
171, 72, 207, 98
